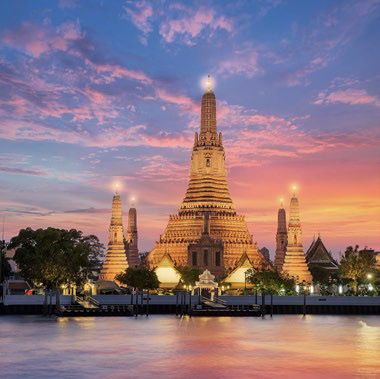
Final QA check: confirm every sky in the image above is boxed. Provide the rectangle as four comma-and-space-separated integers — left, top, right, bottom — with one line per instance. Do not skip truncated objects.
0, 0, 379, 259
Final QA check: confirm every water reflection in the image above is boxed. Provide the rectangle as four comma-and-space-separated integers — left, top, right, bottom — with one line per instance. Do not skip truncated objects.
0, 315, 379, 378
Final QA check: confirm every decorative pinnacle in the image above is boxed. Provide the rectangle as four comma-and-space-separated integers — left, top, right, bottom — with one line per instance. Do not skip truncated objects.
115, 183, 119, 194
207, 74, 211, 91
292, 185, 297, 197
280, 198, 283, 208
131, 197, 135, 207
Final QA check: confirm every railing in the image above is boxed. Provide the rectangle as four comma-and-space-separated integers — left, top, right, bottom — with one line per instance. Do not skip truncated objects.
88, 296, 100, 307
201, 296, 227, 308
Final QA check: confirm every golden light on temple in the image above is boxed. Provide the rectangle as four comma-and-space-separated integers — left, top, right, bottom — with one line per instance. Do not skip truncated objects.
200, 74, 215, 91
114, 182, 121, 193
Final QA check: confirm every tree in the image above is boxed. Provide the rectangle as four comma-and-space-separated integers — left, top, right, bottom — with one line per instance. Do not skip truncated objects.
1, 249, 12, 281
8, 227, 104, 290
338, 245, 376, 294
247, 269, 296, 295
116, 267, 160, 290
178, 266, 201, 286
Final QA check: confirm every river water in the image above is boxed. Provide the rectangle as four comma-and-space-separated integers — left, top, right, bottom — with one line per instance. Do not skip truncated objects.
0, 315, 379, 378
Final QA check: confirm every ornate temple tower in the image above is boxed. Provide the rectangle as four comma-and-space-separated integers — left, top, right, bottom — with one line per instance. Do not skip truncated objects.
126, 199, 140, 268
274, 202, 287, 271
99, 191, 129, 281
282, 190, 312, 283
146, 77, 271, 278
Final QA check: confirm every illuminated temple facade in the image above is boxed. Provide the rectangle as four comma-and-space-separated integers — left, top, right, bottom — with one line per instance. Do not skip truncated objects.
281, 192, 312, 283
147, 78, 271, 279
100, 192, 140, 281
99, 192, 129, 281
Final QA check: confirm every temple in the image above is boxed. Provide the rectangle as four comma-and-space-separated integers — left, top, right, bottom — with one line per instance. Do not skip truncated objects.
126, 198, 140, 268
273, 201, 287, 271
281, 189, 312, 283
146, 76, 271, 279
306, 234, 338, 274
99, 190, 129, 281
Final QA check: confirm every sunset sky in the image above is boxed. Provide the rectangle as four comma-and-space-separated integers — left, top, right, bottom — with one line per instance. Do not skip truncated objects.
0, 0, 379, 258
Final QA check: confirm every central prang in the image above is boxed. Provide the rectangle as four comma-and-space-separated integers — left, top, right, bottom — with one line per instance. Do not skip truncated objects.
147, 78, 271, 279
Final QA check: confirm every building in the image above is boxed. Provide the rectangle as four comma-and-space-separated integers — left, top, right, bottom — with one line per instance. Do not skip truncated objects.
222, 252, 255, 290
260, 247, 270, 262
146, 77, 271, 279
273, 203, 287, 271
282, 190, 312, 283
154, 253, 181, 289
126, 199, 140, 268
306, 235, 338, 274
99, 191, 129, 281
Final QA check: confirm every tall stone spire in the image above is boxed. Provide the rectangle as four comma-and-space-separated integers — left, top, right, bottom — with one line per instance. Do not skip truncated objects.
181, 76, 234, 213
274, 200, 287, 271
99, 191, 129, 281
282, 189, 312, 283
146, 78, 271, 278
126, 198, 139, 268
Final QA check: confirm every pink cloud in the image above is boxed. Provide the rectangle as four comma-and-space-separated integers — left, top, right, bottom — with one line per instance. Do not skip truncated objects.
0, 165, 50, 177
124, 0, 153, 35
0, 119, 193, 149
2, 20, 83, 57
217, 46, 261, 78
154, 87, 199, 114
93, 63, 153, 85
159, 6, 233, 45
137, 155, 188, 181
314, 88, 380, 107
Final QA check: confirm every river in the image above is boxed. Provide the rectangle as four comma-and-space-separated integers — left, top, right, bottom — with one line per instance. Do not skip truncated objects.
0, 315, 379, 378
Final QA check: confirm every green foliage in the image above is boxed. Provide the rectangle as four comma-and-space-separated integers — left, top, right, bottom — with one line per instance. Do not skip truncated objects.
1, 249, 12, 280
178, 266, 201, 286
338, 245, 376, 294
8, 227, 104, 290
309, 265, 332, 285
116, 267, 160, 290
246, 269, 296, 295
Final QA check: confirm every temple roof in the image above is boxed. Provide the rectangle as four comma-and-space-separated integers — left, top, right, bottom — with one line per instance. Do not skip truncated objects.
306, 236, 338, 269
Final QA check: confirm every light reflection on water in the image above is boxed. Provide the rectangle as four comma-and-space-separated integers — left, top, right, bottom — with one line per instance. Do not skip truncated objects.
0, 315, 379, 379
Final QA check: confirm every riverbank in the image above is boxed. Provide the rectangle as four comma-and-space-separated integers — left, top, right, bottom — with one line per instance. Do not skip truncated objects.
1, 294, 380, 316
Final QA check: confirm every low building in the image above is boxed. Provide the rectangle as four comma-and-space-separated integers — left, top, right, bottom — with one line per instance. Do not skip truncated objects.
222, 252, 255, 290
306, 236, 338, 275
154, 253, 181, 289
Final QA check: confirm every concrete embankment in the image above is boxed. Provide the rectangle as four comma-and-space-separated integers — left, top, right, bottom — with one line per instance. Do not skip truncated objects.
1, 295, 379, 316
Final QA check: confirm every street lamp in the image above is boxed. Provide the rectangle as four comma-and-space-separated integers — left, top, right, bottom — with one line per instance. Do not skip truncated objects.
367, 273, 373, 279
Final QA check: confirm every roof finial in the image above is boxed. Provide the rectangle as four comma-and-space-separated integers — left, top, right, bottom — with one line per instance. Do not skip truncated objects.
207, 74, 211, 91
280, 197, 283, 208
131, 197, 135, 208
292, 185, 297, 197
115, 183, 119, 194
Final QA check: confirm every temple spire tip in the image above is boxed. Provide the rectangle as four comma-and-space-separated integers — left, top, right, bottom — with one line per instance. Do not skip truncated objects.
207, 74, 211, 91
